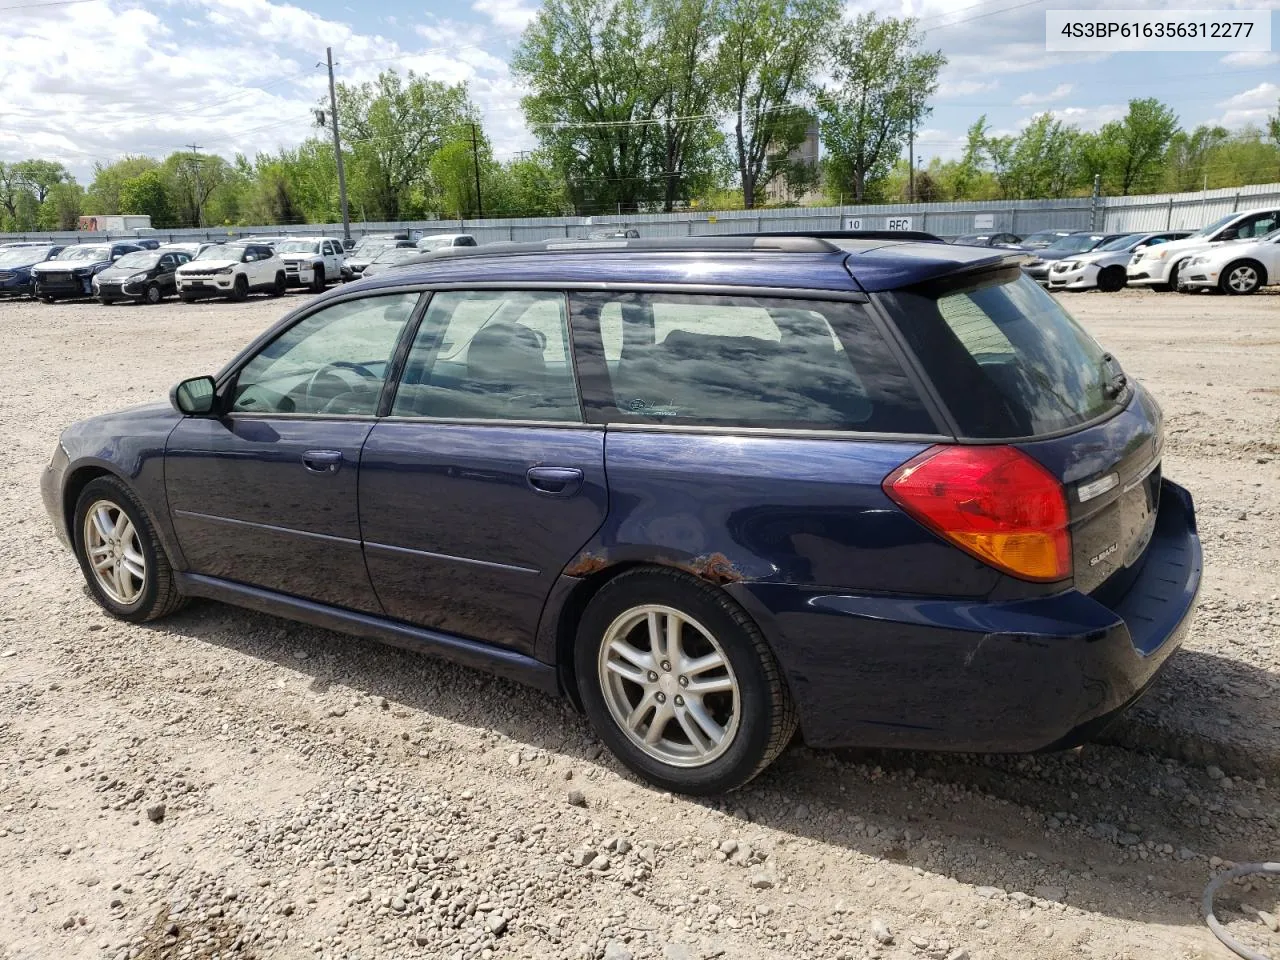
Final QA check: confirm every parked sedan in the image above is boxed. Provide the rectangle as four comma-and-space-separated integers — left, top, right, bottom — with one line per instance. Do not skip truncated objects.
359, 246, 423, 278
1178, 227, 1280, 295
1017, 230, 1074, 250
346, 237, 417, 278
951, 232, 1022, 248
415, 233, 477, 252
1022, 232, 1126, 285
40, 236, 1200, 796
30, 242, 143, 301
0, 244, 65, 297
1047, 231, 1190, 292
93, 249, 191, 304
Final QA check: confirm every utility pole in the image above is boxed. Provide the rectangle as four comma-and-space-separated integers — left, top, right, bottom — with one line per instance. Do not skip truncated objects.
325, 47, 351, 245
184, 144, 203, 228
470, 121, 483, 219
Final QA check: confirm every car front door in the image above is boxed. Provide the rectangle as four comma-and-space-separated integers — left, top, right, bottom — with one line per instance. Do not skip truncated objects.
358, 289, 607, 652
156, 254, 178, 293
165, 291, 423, 612
323, 241, 341, 276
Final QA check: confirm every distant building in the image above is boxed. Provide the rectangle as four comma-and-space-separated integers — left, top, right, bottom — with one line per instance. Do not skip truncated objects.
764, 115, 821, 205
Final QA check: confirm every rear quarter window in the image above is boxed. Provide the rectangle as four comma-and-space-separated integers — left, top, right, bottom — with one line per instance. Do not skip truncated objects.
570, 292, 937, 434
877, 269, 1119, 439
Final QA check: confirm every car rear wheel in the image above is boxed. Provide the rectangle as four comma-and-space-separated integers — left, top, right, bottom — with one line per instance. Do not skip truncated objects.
310, 265, 325, 293
1097, 266, 1126, 292
144, 282, 162, 305
230, 274, 249, 302
1220, 260, 1263, 295
72, 476, 185, 623
575, 567, 797, 795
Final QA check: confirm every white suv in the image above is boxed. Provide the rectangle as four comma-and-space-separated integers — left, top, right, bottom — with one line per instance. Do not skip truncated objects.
274, 237, 347, 291
1127, 207, 1280, 290
175, 242, 286, 302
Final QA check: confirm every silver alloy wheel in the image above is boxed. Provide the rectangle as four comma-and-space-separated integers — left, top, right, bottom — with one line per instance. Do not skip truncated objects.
83, 499, 146, 605
597, 604, 741, 768
1227, 264, 1258, 293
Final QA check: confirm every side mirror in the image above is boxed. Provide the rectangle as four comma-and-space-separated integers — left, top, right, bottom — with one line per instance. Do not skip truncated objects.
171, 376, 218, 416
111, 254, 121, 261
243, 254, 257, 262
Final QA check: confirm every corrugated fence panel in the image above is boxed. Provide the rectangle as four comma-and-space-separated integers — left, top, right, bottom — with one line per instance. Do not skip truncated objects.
3, 183, 1276, 245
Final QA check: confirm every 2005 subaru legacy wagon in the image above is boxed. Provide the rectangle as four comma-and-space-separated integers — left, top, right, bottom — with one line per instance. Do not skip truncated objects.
41, 236, 1202, 795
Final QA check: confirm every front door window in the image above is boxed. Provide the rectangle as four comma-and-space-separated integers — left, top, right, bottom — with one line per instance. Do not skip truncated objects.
232, 293, 420, 416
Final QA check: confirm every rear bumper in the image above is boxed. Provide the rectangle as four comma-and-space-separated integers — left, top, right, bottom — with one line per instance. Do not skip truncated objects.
729, 479, 1201, 753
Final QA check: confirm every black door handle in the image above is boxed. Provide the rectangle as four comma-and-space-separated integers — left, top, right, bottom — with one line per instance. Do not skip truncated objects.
302, 449, 343, 474
526, 466, 583, 497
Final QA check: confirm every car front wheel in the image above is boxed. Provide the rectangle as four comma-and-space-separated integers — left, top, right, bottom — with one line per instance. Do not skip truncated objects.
575, 567, 797, 795
144, 282, 162, 304
1097, 266, 1126, 292
72, 476, 185, 622
1220, 260, 1263, 295
230, 274, 249, 301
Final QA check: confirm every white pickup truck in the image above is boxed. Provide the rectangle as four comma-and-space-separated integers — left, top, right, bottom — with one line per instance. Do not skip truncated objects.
273, 237, 347, 291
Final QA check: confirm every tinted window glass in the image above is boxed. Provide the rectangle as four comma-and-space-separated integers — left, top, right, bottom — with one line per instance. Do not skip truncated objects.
392, 291, 580, 422
231, 293, 420, 416
879, 269, 1119, 439
571, 292, 935, 433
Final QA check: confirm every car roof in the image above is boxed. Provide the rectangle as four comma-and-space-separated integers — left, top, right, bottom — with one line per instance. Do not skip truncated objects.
343, 236, 1017, 295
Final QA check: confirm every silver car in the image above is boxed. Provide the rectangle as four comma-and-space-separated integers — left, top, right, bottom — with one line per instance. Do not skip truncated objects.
1047, 231, 1190, 292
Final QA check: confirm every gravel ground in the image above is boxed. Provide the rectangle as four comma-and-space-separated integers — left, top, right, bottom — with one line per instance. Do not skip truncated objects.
1, 286, 1278, 960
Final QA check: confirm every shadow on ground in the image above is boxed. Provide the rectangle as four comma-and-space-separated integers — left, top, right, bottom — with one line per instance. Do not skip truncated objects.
139, 596, 1280, 937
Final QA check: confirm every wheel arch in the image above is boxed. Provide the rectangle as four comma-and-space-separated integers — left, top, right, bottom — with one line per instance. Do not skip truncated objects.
540, 555, 771, 713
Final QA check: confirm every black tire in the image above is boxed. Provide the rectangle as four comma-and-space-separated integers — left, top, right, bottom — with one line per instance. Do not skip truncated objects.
575, 567, 797, 795
1096, 266, 1126, 293
72, 476, 185, 623
270, 272, 287, 297
98, 296, 112, 305
40, 294, 54, 304
144, 282, 162, 305
309, 265, 325, 293
1219, 259, 1264, 296
230, 273, 249, 302
1159, 260, 1186, 292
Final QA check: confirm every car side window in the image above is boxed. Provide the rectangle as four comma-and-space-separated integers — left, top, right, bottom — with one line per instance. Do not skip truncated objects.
391, 290, 581, 422
230, 293, 421, 416
158, 255, 174, 270
570, 292, 937, 433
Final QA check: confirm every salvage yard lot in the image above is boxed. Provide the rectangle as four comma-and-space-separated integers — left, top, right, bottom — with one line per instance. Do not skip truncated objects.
0, 288, 1278, 960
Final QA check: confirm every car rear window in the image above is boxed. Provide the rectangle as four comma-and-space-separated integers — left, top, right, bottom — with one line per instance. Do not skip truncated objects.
877, 268, 1120, 439
570, 292, 937, 434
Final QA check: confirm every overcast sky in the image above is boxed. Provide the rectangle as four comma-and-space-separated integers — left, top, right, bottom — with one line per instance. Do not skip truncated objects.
1, 0, 1277, 181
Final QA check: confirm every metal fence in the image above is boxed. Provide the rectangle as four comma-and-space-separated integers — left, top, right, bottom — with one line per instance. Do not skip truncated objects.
3, 182, 1278, 246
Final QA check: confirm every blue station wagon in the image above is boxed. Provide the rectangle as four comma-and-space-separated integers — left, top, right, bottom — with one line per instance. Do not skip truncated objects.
41, 236, 1202, 795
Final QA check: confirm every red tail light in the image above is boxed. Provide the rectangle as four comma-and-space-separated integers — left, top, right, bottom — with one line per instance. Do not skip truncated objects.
883, 445, 1072, 582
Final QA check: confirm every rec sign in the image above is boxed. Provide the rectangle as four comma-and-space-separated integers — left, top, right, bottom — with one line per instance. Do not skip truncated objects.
843, 216, 915, 231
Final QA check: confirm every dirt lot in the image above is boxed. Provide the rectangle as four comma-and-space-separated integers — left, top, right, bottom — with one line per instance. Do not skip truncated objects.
1, 286, 1278, 960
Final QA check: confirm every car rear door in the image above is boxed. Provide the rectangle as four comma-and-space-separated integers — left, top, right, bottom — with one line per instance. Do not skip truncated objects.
165, 291, 423, 612
359, 289, 607, 653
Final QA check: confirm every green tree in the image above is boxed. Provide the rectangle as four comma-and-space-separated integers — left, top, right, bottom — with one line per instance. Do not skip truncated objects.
488, 152, 573, 216
514, 0, 662, 214
1095, 97, 1179, 195
335, 69, 473, 221
38, 180, 84, 230
718, 0, 840, 208
161, 151, 234, 227
428, 127, 489, 219
818, 12, 944, 202
119, 170, 174, 227
84, 156, 160, 216
13, 159, 69, 205
1161, 125, 1230, 192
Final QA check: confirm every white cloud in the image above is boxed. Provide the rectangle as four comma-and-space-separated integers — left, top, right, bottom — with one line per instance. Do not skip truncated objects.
1014, 84, 1073, 107
0, 0, 531, 180
1025, 104, 1126, 132
1215, 81, 1280, 128
1220, 51, 1280, 68
934, 77, 998, 99
471, 0, 537, 34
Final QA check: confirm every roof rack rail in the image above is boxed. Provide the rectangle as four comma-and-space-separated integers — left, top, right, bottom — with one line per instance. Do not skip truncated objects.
737, 229, 945, 244
395, 235, 845, 266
